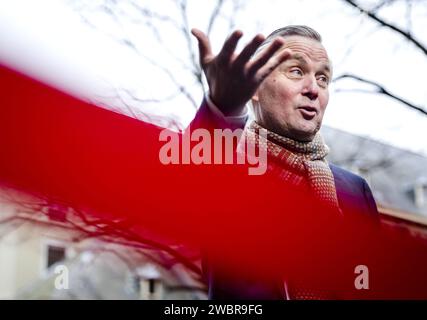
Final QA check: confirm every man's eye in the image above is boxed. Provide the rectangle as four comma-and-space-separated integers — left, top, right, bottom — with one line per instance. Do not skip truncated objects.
289, 68, 303, 76
317, 75, 329, 85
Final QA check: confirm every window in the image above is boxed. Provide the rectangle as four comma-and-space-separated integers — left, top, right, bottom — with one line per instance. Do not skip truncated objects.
134, 265, 163, 299
148, 278, 157, 294
46, 245, 66, 268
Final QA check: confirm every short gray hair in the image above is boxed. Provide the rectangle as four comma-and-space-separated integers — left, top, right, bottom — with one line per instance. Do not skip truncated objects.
253, 25, 322, 58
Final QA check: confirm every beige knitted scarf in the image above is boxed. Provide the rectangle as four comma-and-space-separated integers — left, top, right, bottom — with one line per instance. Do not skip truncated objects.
241, 121, 341, 212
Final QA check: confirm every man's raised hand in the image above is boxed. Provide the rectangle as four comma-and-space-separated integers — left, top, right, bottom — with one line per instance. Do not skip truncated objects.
191, 28, 290, 116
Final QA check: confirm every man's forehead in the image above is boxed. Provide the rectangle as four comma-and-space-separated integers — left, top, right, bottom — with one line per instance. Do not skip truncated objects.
280, 36, 330, 63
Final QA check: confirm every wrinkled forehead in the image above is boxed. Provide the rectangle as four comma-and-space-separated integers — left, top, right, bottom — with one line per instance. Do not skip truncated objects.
281, 36, 330, 62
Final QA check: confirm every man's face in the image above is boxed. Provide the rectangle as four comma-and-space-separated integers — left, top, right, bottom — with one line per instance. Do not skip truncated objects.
252, 36, 331, 142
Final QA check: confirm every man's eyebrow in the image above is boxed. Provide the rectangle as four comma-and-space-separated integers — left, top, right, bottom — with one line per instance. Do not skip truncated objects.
321, 63, 332, 74
288, 54, 308, 65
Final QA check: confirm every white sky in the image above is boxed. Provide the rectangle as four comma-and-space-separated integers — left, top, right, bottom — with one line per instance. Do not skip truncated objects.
0, 0, 426, 156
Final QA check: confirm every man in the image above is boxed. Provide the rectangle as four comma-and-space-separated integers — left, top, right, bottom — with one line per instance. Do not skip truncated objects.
189, 26, 378, 299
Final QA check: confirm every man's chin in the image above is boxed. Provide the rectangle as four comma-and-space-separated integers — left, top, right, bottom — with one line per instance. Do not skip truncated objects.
289, 127, 318, 142
261, 120, 318, 142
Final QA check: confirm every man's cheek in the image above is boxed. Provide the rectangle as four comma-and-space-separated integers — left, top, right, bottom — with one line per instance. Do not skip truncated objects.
321, 92, 329, 107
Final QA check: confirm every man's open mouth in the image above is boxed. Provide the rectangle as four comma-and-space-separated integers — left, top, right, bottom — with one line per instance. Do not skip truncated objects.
298, 106, 317, 119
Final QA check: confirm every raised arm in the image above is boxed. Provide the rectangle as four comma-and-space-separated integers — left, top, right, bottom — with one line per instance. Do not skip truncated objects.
191, 28, 291, 118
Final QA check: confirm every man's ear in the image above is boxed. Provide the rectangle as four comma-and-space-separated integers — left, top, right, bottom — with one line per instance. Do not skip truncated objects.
252, 93, 259, 102
250, 93, 261, 121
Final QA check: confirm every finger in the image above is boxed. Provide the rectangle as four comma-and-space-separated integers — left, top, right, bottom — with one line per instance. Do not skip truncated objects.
246, 38, 287, 77
216, 30, 243, 64
252, 48, 292, 85
191, 28, 213, 66
233, 34, 265, 69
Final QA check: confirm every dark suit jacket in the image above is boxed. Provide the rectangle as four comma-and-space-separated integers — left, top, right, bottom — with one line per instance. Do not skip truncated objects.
190, 99, 379, 299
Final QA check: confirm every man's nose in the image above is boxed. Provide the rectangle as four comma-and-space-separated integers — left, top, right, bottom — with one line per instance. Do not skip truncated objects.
301, 76, 319, 100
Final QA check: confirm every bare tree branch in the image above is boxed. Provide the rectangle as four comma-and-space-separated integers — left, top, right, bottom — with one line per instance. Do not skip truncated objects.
176, 0, 206, 91
127, 44, 200, 109
371, 0, 398, 12
334, 73, 427, 116
405, 0, 413, 31
227, 0, 245, 32
207, 0, 225, 37
342, 0, 427, 55
0, 194, 203, 279
72, 1, 201, 111
129, 2, 183, 31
